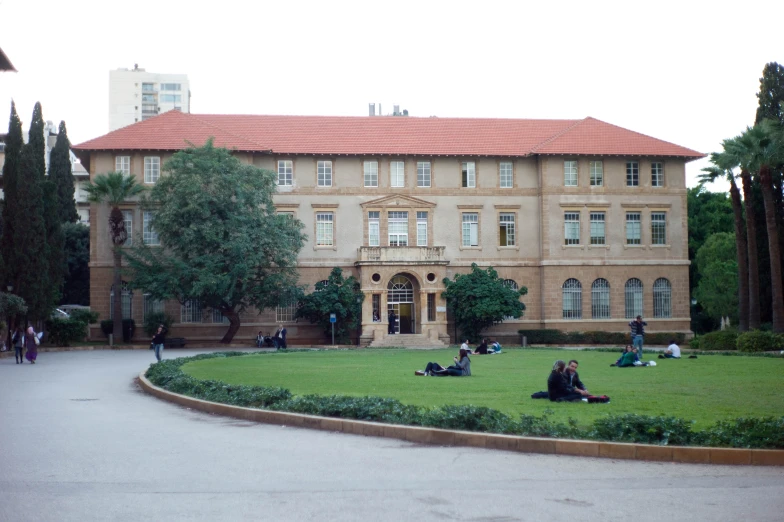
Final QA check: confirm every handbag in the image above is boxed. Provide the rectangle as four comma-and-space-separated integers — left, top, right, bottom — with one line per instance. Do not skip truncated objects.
34, 335, 40, 346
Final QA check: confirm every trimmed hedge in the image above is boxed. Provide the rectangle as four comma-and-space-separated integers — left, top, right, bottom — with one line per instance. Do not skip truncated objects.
144, 351, 783, 449
692, 329, 739, 351
45, 317, 88, 347
518, 329, 686, 346
737, 330, 784, 353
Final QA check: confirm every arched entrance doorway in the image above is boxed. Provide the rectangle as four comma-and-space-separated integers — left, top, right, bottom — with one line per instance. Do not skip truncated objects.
387, 274, 416, 334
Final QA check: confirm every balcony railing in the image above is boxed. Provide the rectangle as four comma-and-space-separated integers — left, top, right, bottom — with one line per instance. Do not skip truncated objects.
356, 246, 447, 265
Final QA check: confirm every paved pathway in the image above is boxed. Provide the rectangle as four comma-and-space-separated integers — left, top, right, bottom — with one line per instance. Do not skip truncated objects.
1, 349, 782, 522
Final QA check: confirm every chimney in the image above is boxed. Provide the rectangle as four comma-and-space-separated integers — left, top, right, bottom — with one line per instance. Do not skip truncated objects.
369, 103, 375, 116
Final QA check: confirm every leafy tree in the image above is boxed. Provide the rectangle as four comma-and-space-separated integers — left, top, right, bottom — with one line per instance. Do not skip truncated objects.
123, 140, 306, 343
83, 172, 145, 338
295, 267, 363, 344
756, 62, 784, 125
686, 185, 734, 294
47, 121, 78, 223
441, 263, 527, 342
0, 292, 28, 318
1, 101, 24, 292
694, 232, 739, 323
61, 222, 90, 305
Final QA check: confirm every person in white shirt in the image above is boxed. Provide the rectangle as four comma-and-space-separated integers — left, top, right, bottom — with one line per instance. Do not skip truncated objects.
460, 339, 470, 352
661, 339, 681, 359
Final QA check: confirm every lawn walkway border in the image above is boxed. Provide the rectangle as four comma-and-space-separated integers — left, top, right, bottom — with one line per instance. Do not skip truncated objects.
137, 371, 784, 466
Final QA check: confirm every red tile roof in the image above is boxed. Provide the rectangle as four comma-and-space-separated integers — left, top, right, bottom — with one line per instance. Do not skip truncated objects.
74, 111, 703, 161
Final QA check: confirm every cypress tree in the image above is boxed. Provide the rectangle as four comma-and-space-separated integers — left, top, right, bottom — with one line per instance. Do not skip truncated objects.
47, 121, 78, 223
14, 141, 49, 319
41, 180, 65, 309
26, 102, 46, 181
1, 101, 24, 290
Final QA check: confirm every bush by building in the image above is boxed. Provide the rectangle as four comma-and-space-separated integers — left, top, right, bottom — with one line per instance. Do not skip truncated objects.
518, 329, 686, 346
736, 330, 784, 352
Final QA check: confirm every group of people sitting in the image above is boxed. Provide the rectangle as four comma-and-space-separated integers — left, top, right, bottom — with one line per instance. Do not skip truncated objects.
413, 338, 503, 377
256, 325, 287, 349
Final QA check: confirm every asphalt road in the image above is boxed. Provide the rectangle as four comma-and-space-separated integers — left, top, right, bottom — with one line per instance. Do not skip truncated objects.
1, 348, 783, 522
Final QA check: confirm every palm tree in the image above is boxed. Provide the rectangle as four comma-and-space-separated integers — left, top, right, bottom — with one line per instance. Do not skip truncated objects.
723, 135, 762, 329
84, 172, 146, 340
734, 121, 784, 332
699, 152, 749, 331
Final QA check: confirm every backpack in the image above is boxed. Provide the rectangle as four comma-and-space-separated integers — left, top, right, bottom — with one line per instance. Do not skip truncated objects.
587, 395, 610, 403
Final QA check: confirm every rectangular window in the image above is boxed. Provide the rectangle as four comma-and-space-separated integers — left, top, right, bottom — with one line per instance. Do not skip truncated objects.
317, 160, 332, 187
626, 161, 639, 187
180, 300, 202, 323
564, 160, 578, 186
427, 293, 436, 322
368, 211, 380, 247
499, 213, 516, 246
388, 211, 408, 246
142, 83, 155, 92
316, 212, 334, 246
417, 211, 428, 247
461, 162, 476, 188
144, 157, 160, 184
364, 161, 378, 187
277, 160, 293, 186
590, 212, 605, 245
143, 294, 164, 322
110, 286, 133, 320
122, 210, 133, 246
462, 213, 479, 247
626, 212, 641, 245
651, 212, 667, 245
143, 211, 160, 245
390, 161, 405, 187
276, 303, 297, 322
590, 161, 603, 186
564, 212, 580, 245
211, 309, 229, 324
159, 94, 182, 103
372, 294, 380, 322
115, 156, 130, 174
160, 83, 181, 91
499, 161, 513, 188
651, 162, 664, 187
417, 161, 431, 187
141, 94, 155, 103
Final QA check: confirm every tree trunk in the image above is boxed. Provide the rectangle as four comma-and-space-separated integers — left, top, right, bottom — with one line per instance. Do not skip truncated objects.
112, 247, 123, 343
760, 167, 784, 333
220, 308, 240, 344
740, 170, 761, 329
729, 178, 749, 331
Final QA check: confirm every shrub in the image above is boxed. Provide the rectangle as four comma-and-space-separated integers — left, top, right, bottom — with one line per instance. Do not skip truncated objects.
45, 318, 88, 346
518, 329, 685, 346
695, 329, 739, 351
589, 414, 696, 446
69, 309, 99, 325
646, 332, 686, 345
143, 312, 175, 337
701, 417, 784, 449
100, 319, 136, 342
518, 330, 567, 344
517, 411, 580, 438
736, 330, 784, 352
422, 405, 516, 434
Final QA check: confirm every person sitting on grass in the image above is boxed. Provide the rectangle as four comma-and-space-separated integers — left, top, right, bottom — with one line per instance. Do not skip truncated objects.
611, 345, 636, 366
616, 347, 649, 367
415, 348, 471, 377
565, 359, 588, 395
490, 340, 502, 353
660, 339, 681, 359
473, 338, 489, 355
547, 360, 589, 402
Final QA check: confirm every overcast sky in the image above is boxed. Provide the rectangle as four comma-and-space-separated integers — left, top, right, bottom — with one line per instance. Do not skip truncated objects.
1, 0, 782, 190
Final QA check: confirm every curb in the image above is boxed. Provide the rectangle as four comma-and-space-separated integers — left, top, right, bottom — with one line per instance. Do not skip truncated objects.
137, 372, 784, 466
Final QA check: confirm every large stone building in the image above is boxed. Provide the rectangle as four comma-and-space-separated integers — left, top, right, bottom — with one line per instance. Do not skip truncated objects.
73, 111, 702, 345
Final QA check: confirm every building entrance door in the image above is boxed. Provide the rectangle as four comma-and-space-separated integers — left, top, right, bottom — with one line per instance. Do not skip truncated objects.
387, 275, 416, 334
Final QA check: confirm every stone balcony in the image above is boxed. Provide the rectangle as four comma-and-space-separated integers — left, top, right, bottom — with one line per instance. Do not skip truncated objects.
356, 246, 448, 265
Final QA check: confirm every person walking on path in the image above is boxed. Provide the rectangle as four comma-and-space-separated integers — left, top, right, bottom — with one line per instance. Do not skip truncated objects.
24, 326, 39, 364
151, 325, 167, 362
12, 326, 24, 364
629, 315, 647, 358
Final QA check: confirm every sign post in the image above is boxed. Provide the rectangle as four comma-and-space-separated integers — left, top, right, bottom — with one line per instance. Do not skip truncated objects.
330, 313, 336, 345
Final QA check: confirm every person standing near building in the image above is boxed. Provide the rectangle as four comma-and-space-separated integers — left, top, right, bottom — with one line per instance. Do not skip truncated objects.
629, 315, 647, 358
24, 326, 39, 364
151, 325, 167, 362
12, 326, 24, 364
388, 310, 397, 335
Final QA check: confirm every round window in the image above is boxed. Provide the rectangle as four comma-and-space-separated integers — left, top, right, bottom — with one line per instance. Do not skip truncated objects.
426, 273, 436, 283
371, 273, 381, 283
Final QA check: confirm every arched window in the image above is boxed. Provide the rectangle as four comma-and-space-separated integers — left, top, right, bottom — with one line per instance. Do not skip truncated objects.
109, 282, 133, 320
624, 278, 643, 319
591, 279, 610, 319
653, 278, 672, 318
387, 275, 414, 303
562, 279, 582, 319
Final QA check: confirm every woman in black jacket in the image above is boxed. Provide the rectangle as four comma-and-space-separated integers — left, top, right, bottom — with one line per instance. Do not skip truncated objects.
151, 325, 167, 362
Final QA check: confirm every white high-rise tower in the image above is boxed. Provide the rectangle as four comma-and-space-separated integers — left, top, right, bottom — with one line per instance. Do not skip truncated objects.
109, 65, 190, 131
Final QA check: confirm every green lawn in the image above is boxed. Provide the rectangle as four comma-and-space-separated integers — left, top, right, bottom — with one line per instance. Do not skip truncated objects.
181, 348, 784, 429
